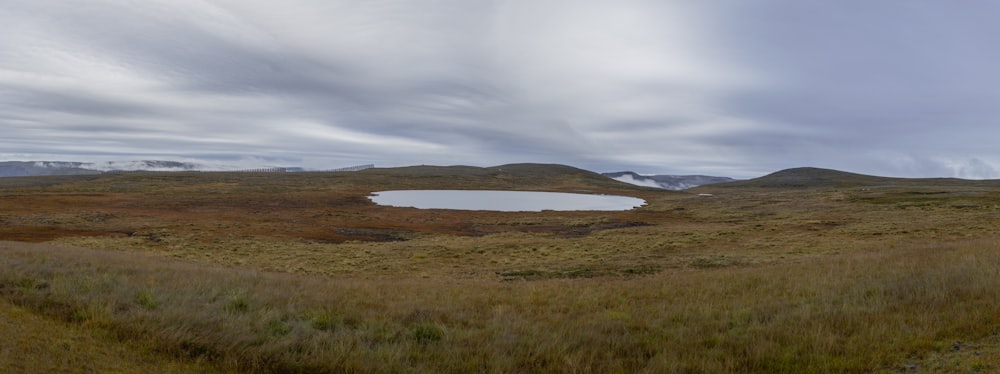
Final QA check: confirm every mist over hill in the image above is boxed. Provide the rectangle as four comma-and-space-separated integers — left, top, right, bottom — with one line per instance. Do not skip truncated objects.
0, 161, 100, 177
0, 160, 255, 177
602, 171, 735, 190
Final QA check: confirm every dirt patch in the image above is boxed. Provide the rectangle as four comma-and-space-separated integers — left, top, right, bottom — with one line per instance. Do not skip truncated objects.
311, 227, 412, 243
0, 226, 127, 243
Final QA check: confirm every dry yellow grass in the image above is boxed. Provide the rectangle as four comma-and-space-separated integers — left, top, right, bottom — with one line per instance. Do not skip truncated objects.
4, 168, 1000, 371
4, 237, 1000, 372
0, 296, 217, 373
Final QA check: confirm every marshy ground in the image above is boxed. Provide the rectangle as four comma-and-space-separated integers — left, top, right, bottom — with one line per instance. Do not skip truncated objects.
2, 165, 1000, 372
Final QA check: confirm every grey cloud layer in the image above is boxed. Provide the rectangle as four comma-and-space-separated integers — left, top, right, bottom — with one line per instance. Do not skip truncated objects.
2, 1, 999, 178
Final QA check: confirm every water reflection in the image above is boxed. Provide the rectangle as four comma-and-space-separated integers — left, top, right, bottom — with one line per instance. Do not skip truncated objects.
369, 190, 645, 212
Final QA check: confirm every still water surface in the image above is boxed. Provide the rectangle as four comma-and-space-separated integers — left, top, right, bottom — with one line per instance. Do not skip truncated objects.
369, 190, 645, 212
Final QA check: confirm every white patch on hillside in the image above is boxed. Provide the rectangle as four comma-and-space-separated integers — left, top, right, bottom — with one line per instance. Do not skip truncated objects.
612, 174, 664, 189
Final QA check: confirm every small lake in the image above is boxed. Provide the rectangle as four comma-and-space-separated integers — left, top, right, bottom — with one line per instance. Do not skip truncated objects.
369, 190, 646, 212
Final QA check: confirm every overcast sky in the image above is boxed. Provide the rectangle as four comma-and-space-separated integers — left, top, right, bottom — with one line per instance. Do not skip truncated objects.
3, 1, 1000, 178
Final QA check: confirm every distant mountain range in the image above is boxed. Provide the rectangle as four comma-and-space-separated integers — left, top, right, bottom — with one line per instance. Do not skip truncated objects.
0, 160, 388, 177
0, 161, 96, 177
602, 171, 735, 190
0, 160, 277, 177
0, 161, 741, 189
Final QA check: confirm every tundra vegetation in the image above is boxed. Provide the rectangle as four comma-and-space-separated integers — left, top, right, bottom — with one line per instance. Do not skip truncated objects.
2, 164, 1000, 372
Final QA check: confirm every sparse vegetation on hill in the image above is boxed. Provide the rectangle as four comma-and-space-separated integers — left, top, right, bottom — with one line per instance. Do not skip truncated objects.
714, 166, 997, 189
1, 164, 1000, 372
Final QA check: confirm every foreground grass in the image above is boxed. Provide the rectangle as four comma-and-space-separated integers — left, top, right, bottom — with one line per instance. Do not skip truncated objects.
3, 239, 1000, 372
0, 296, 216, 373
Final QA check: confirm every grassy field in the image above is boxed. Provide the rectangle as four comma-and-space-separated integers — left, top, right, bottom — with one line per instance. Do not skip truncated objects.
2, 164, 1000, 372
0, 296, 215, 373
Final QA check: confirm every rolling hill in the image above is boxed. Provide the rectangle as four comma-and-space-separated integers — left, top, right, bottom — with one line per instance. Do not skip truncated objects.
353, 163, 656, 192
703, 167, 999, 189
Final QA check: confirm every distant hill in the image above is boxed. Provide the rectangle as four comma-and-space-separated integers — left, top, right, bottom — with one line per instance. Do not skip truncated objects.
359, 163, 604, 179
602, 171, 735, 190
0, 160, 316, 177
703, 167, 992, 189
0, 161, 102, 177
0, 160, 213, 177
355, 163, 651, 191
722, 167, 888, 188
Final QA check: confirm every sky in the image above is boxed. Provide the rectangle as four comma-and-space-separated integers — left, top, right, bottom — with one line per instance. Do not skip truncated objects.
3, 1, 1000, 179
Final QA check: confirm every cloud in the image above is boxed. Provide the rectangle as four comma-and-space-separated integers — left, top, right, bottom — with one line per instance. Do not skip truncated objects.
2, 1, 1000, 178
610, 174, 663, 189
